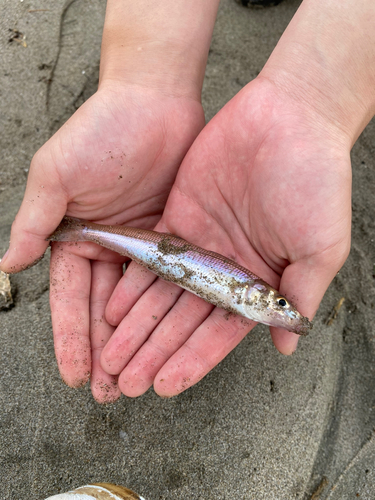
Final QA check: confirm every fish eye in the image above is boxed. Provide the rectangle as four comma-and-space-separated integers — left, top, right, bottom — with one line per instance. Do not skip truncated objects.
277, 297, 288, 307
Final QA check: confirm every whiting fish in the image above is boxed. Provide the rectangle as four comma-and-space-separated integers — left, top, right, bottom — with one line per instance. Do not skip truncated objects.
48, 217, 312, 335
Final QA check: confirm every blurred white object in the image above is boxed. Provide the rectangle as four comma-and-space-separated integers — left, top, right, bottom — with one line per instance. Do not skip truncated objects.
0, 267, 13, 310
44, 483, 146, 500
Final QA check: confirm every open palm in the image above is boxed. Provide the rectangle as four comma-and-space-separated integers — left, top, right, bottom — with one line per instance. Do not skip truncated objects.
102, 78, 351, 397
1, 83, 204, 402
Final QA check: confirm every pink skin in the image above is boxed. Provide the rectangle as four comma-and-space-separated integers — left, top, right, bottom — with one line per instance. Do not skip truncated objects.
101, 78, 352, 397
1, 84, 204, 402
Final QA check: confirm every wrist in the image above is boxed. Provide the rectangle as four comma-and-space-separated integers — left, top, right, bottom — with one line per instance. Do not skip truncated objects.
99, 0, 220, 101
260, 0, 375, 146
99, 38, 204, 101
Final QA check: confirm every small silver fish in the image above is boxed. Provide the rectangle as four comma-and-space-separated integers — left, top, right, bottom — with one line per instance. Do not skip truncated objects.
48, 217, 312, 335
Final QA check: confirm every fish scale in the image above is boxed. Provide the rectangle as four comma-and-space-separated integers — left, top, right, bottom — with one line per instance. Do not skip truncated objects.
48, 216, 312, 335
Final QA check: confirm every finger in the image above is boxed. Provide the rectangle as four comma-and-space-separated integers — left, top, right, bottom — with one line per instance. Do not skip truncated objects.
90, 260, 123, 404
101, 278, 184, 375
117, 292, 213, 397
105, 261, 157, 326
50, 242, 91, 388
270, 256, 343, 354
153, 308, 256, 397
0, 155, 67, 273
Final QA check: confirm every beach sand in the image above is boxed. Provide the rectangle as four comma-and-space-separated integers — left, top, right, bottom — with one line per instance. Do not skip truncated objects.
1, 1, 374, 498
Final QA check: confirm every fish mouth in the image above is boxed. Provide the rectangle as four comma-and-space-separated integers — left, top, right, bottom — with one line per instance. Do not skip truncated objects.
291, 316, 312, 336
266, 309, 312, 336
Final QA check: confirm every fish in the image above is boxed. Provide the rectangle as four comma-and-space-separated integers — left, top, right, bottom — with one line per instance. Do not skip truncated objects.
48, 217, 312, 335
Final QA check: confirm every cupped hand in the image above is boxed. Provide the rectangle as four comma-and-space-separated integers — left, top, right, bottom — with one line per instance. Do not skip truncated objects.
101, 77, 352, 397
0, 83, 204, 402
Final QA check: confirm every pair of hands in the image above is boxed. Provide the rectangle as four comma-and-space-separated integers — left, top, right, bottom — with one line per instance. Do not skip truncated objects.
1, 76, 351, 403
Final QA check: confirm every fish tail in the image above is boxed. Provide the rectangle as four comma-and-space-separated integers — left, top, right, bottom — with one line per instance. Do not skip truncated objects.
47, 216, 90, 242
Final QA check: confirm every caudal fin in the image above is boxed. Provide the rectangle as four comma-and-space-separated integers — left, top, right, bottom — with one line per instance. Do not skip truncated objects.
47, 216, 88, 242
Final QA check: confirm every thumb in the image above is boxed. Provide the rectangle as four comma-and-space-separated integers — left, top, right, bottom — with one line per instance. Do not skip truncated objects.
0, 158, 67, 274
269, 253, 346, 355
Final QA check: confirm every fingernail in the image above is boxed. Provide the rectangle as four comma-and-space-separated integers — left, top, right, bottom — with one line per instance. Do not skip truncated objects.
290, 335, 300, 354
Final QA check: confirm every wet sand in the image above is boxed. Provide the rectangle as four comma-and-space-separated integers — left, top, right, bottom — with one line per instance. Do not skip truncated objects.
1, 1, 374, 498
